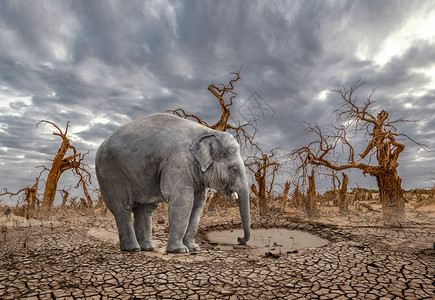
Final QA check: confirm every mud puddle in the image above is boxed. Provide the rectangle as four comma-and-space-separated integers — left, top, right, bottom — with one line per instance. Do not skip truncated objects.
207, 228, 329, 256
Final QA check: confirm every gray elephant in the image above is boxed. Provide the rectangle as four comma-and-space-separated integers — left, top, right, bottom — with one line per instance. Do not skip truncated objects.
95, 113, 250, 253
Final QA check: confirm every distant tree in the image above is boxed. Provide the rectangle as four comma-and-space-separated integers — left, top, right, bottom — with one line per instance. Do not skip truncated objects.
280, 181, 291, 212
0, 177, 39, 219
323, 171, 349, 213
336, 173, 349, 213
94, 189, 105, 209
246, 148, 280, 212
290, 81, 427, 224
60, 189, 69, 208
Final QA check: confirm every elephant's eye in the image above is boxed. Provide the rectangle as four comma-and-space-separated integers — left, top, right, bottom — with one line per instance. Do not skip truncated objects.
228, 166, 238, 175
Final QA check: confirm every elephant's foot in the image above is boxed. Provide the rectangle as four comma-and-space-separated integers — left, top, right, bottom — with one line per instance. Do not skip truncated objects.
121, 247, 141, 252
183, 239, 200, 252
120, 239, 141, 252
139, 242, 156, 252
166, 243, 189, 254
120, 245, 141, 252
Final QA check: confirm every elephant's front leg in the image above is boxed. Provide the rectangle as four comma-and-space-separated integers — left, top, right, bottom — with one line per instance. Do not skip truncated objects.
167, 193, 194, 253
183, 189, 206, 251
161, 169, 195, 254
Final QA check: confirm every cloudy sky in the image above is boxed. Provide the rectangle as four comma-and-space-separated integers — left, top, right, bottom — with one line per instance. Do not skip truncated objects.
1, 0, 434, 204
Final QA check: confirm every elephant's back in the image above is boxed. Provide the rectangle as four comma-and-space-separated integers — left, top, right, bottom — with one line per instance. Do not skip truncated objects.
110, 113, 208, 146
96, 113, 211, 165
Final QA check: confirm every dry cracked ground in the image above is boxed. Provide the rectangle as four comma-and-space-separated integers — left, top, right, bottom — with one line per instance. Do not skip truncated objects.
0, 205, 434, 299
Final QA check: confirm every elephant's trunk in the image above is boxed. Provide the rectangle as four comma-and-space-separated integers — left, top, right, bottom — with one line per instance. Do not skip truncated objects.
236, 186, 250, 245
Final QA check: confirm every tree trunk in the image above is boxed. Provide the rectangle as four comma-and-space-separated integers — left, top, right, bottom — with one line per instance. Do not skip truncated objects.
41, 137, 69, 208
79, 198, 88, 209
82, 183, 93, 208
42, 169, 61, 207
332, 175, 339, 207
306, 170, 317, 216
25, 178, 39, 219
338, 173, 348, 213
293, 187, 302, 207
257, 176, 267, 212
376, 169, 405, 224
254, 158, 268, 213
61, 190, 69, 208
280, 181, 291, 212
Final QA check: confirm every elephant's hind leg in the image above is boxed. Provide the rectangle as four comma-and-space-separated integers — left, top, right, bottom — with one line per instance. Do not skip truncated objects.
133, 203, 159, 251
114, 212, 141, 252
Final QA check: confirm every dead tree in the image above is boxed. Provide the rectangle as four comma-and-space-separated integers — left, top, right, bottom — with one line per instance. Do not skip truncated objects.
289, 178, 305, 208
331, 172, 349, 213
352, 184, 363, 205
339, 173, 349, 212
94, 189, 104, 209
280, 181, 291, 212
306, 169, 318, 217
0, 177, 39, 219
168, 67, 258, 150
37, 121, 93, 209
290, 81, 427, 224
325, 171, 349, 213
246, 149, 280, 212
60, 189, 69, 208
331, 171, 339, 207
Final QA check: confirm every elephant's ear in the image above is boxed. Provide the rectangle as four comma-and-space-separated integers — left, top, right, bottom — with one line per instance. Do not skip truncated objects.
190, 134, 223, 172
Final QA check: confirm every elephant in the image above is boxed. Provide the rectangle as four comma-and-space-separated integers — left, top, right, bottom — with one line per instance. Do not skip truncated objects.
95, 113, 250, 253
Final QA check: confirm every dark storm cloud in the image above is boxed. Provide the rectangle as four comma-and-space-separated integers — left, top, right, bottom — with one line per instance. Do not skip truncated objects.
76, 122, 118, 142
1, 0, 435, 203
0, 115, 38, 150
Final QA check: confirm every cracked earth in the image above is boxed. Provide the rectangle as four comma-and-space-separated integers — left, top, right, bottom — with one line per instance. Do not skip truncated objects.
1, 205, 434, 299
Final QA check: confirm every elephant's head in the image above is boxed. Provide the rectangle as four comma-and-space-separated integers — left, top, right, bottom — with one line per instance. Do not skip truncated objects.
190, 133, 250, 245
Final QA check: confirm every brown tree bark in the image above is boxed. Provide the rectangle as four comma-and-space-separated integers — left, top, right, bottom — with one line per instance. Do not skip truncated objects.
94, 190, 104, 209
332, 173, 339, 207
306, 169, 317, 216
25, 178, 39, 219
376, 169, 405, 223
60, 189, 69, 208
338, 173, 348, 213
79, 198, 88, 209
39, 121, 76, 207
280, 181, 291, 212
292, 186, 303, 207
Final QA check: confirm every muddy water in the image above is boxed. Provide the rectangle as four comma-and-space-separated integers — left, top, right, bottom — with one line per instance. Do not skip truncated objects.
207, 229, 329, 256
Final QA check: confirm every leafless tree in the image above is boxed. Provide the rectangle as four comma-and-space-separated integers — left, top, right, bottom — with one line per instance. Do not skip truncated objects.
280, 181, 291, 212
246, 148, 280, 212
306, 169, 318, 217
290, 81, 427, 224
0, 178, 39, 219
60, 189, 70, 208
167, 66, 258, 150
36, 121, 93, 209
